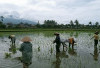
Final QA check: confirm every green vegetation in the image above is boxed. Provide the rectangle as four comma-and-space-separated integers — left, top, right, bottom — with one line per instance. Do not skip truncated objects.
5, 52, 11, 58
0, 16, 100, 31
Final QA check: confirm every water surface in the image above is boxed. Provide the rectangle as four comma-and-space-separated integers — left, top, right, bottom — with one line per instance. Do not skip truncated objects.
0, 31, 100, 68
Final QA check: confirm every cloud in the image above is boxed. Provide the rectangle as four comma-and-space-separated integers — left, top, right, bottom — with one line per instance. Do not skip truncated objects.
0, 0, 100, 24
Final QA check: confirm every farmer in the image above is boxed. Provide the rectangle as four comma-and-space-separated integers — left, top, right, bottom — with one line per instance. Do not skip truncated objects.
91, 31, 99, 47
68, 37, 75, 48
19, 36, 33, 68
8, 35, 16, 45
53, 32, 61, 53
60, 39, 69, 51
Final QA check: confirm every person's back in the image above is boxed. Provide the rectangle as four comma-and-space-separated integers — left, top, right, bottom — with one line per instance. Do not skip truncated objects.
93, 33, 99, 46
20, 42, 32, 52
20, 42, 32, 65
55, 35, 60, 44
94, 34, 99, 40
69, 37, 74, 44
19, 36, 32, 68
8, 35, 16, 45
68, 37, 75, 48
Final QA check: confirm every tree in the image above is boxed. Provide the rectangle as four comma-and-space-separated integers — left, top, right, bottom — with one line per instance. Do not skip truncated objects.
74, 20, 79, 29
0, 21, 2, 25
88, 21, 92, 25
70, 20, 74, 28
88, 21, 92, 29
43, 20, 57, 28
36, 21, 41, 28
0, 21, 6, 28
0, 16, 4, 22
95, 22, 99, 28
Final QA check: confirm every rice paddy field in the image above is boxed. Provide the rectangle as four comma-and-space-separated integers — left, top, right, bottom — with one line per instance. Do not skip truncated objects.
0, 31, 100, 68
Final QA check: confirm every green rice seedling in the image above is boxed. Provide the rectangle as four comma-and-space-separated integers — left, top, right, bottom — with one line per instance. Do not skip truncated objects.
50, 47, 53, 54
5, 52, 11, 58
12, 48, 17, 54
38, 46, 40, 52
9, 46, 17, 54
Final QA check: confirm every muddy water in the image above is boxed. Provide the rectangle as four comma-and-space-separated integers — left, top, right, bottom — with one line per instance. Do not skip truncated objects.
0, 32, 100, 68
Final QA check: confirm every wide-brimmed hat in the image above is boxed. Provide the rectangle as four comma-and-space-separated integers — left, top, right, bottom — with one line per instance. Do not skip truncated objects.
94, 31, 99, 34
21, 36, 32, 42
10, 35, 15, 37
54, 32, 59, 35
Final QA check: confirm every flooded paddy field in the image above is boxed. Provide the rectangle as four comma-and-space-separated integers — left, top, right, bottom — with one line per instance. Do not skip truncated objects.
0, 31, 100, 68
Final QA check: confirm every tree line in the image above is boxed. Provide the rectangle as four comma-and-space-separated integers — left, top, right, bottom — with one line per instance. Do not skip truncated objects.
0, 16, 100, 29
36, 20, 99, 29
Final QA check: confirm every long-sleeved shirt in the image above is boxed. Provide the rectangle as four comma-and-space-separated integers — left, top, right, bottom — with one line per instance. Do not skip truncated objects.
94, 34, 99, 40
19, 42, 32, 64
54, 35, 61, 44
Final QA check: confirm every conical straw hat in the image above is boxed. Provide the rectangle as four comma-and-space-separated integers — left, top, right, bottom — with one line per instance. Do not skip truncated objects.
11, 35, 15, 37
94, 31, 99, 34
54, 32, 59, 35
21, 36, 32, 42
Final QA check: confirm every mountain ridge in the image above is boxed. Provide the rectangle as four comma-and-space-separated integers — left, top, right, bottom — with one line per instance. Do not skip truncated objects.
2, 17, 37, 24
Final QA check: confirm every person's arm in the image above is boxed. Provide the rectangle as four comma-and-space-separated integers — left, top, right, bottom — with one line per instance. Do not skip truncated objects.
53, 39, 56, 43
53, 37, 57, 43
53, 36, 60, 43
91, 35, 94, 40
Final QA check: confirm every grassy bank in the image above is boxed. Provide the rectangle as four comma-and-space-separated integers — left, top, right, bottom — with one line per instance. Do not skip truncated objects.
0, 28, 99, 32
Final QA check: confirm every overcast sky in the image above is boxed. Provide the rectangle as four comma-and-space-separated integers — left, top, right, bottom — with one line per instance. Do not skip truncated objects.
0, 0, 100, 24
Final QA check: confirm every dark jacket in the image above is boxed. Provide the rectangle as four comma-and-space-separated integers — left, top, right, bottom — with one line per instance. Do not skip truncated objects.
19, 42, 32, 64
54, 35, 61, 44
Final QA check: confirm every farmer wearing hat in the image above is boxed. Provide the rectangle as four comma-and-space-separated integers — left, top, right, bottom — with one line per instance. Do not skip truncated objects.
68, 37, 75, 48
8, 35, 16, 45
19, 36, 33, 68
53, 32, 61, 53
91, 31, 99, 47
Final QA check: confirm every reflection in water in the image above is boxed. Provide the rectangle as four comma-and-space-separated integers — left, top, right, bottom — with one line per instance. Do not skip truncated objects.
74, 32, 79, 38
53, 52, 68, 68
54, 53, 61, 68
93, 46, 99, 61
68, 47, 77, 56
60, 51, 69, 58
1, 32, 100, 68
9, 44, 17, 54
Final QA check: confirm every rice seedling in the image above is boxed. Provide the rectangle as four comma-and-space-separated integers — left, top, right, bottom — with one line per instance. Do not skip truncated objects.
5, 52, 11, 58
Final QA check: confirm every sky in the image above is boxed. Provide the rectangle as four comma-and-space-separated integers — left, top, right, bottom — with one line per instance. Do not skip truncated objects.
0, 0, 100, 24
